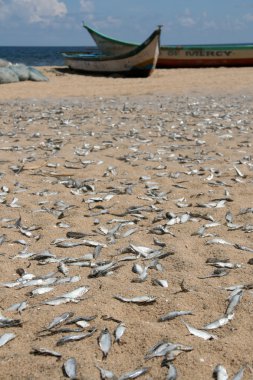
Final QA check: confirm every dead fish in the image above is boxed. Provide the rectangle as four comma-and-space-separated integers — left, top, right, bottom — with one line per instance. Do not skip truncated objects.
198, 268, 228, 279
98, 328, 112, 358
0, 314, 22, 328
234, 243, 253, 253
29, 286, 54, 296
207, 262, 241, 269
114, 323, 126, 343
152, 279, 169, 288
114, 295, 156, 304
47, 311, 74, 330
203, 314, 234, 330
213, 364, 228, 380
118, 367, 150, 380
225, 290, 243, 315
57, 261, 69, 276
231, 367, 245, 380
165, 363, 177, 380
158, 311, 193, 322
30, 347, 62, 358
206, 238, 233, 246
44, 285, 90, 306
56, 328, 96, 346
0, 332, 16, 347
63, 357, 77, 379
182, 320, 217, 340
96, 365, 117, 380
144, 340, 192, 360
6, 301, 28, 312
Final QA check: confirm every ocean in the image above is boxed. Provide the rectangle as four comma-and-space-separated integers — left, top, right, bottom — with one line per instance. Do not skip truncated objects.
0, 46, 97, 66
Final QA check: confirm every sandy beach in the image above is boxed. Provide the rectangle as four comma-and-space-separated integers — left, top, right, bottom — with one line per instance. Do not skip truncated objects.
0, 67, 252, 380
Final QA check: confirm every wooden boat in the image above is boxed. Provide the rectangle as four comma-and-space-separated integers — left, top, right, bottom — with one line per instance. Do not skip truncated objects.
62, 27, 160, 77
84, 23, 253, 68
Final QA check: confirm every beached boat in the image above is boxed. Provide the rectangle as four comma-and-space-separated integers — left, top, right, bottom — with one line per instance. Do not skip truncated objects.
84, 23, 253, 68
62, 27, 160, 77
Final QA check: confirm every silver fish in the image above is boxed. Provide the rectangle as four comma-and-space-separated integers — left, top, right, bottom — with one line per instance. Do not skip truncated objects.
96, 365, 117, 380
98, 328, 112, 358
44, 285, 90, 306
31, 347, 62, 358
118, 367, 150, 380
0, 332, 16, 347
56, 328, 96, 346
114, 295, 156, 304
166, 363, 177, 380
231, 367, 245, 380
47, 312, 74, 330
182, 321, 217, 340
203, 314, 234, 330
29, 286, 54, 296
152, 279, 169, 288
63, 357, 77, 379
145, 340, 192, 360
225, 290, 243, 315
6, 301, 28, 312
158, 310, 193, 322
114, 323, 126, 343
213, 364, 228, 380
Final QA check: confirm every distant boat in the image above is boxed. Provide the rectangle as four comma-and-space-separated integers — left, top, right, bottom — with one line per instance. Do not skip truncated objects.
84, 23, 253, 68
62, 27, 160, 77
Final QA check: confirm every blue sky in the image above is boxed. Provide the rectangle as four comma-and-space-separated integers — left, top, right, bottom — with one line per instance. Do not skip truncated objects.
1, 0, 253, 46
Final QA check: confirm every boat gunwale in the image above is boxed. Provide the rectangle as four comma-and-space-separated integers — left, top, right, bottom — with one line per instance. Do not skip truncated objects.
63, 28, 160, 62
83, 23, 253, 51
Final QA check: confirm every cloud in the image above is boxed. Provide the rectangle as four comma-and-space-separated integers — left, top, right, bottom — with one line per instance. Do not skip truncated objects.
178, 15, 196, 28
0, 0, 67, 24
244, 13, 253, 22
177, 9, 196, 28
0, 0, 9, 20
80, 0, 94, 13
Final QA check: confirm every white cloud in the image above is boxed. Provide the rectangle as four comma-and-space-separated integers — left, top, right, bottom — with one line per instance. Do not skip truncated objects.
177, 9, 196, 28
0, 0, 67, 24
178, 15, 196, 28
80, 0, 94, 13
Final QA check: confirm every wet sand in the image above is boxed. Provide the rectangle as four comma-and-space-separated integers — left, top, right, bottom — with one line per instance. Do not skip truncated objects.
0, 67, 252, 380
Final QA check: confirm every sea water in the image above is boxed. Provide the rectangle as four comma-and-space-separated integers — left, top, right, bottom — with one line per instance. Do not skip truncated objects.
0, 46, 97, 66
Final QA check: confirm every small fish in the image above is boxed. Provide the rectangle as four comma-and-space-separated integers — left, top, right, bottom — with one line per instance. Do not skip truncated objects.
29, 287, 54, 296
118, 367, 150, 380
165, 363, 177, 380
63, 357, 77, 379
56, 328, 96, 346
44, 285, 90, 306
213, 364, 228, 380
114, 295, 156, 304
182, 321, 217, 340
158, 310, 193, 322
206, 238, 233, 246
231, 367, 245, 380
114, 322, 126, 343
0, 332, 16, 347
225, 290, 243, 315
203, 314, 234, 330
96, 365, 117, 380
152, 279, 169, 288
98, 328, 112, 358
30, 347, 62, 358
47, 312, 74, 330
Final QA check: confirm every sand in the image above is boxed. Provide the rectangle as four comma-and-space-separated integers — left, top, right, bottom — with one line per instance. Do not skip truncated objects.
0, 67, 252, 380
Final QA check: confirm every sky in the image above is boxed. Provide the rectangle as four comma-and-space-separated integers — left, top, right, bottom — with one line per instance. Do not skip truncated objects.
1, 0, 253, 46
